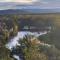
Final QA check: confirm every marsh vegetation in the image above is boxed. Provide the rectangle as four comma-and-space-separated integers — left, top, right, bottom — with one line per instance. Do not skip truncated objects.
0, 14, 60, 60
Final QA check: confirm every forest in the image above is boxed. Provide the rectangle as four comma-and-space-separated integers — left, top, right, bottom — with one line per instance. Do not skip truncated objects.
0, 14, 60, 60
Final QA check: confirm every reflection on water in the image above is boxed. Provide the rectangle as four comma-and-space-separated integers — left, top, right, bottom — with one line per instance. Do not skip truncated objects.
5, 31, 50, 60
13, 55, 20, 60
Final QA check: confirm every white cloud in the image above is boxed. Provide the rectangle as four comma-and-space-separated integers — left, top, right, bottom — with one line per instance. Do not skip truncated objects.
32, 0, 38, 2
0, 0, 39, 3
0, 0, 13, 2
0, 0, 32, 2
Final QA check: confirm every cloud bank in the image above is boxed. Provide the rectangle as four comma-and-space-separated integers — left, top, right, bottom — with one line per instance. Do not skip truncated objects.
0, 0, 60, 10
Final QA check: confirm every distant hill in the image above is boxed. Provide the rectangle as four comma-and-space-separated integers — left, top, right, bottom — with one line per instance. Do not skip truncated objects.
0, 9, 29, 15
25, 9, 60, 14
0, 9, 60, 15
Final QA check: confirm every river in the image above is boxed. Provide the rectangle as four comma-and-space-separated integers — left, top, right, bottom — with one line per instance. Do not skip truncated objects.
5, 31, 50, 60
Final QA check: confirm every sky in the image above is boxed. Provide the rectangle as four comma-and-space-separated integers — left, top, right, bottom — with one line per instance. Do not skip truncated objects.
0, 0, 60, 7
0, 0, 60, 10
0, 0, 33, 2
0, 0, 60, 3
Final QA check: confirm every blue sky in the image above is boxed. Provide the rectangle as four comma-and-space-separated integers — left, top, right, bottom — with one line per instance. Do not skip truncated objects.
41, 0, 60, 3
